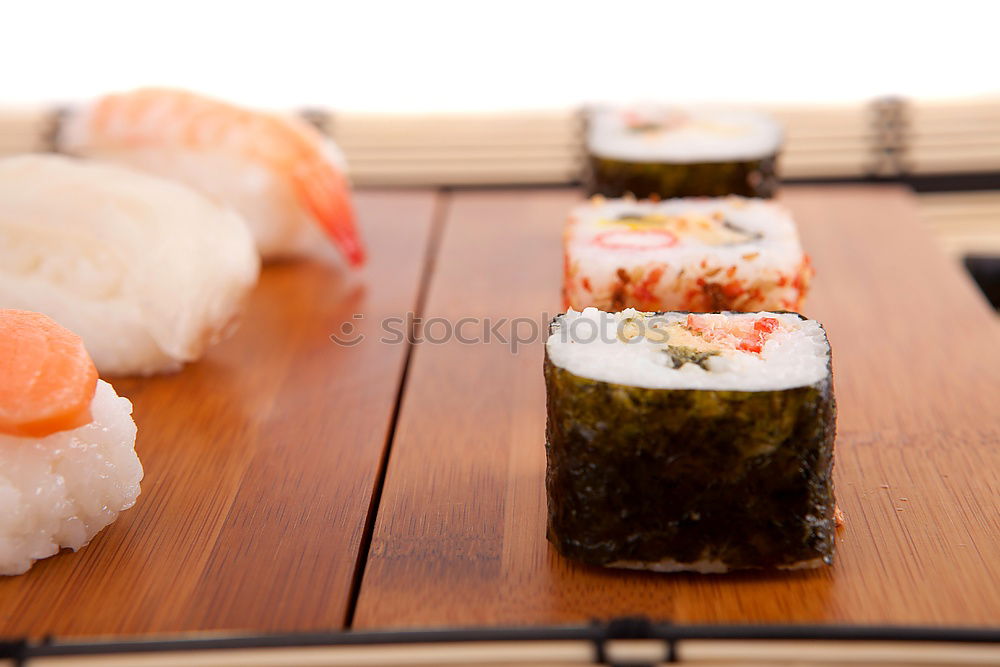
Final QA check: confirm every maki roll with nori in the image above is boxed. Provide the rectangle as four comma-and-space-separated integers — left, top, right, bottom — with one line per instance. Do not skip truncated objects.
564, 196, 811, 312
544, 308, 836, 572
586, 106, 782, 199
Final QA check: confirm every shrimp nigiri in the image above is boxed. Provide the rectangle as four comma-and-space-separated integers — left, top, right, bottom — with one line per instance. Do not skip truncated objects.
0, 309, 142, 575
59, 88, 365, 265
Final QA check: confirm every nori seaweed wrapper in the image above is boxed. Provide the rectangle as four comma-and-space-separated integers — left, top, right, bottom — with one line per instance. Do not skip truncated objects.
586, 154, 779, 200
543, 314, 836, 571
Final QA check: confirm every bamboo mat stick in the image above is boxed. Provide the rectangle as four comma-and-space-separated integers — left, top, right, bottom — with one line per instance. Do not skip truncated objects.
30, 641, 596, 667
25, 638, 1000, 666
678, 639, 1000, 664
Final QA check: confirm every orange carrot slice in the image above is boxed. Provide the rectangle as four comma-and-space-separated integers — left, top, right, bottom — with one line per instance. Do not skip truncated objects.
0, 310, 98, 438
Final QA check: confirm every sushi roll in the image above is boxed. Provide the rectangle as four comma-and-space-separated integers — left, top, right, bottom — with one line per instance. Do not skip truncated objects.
586, 106, 782, 199
59, 88, 365, 265
563, 196, 811, 312
0, 154, 260, 376
0, 310, 142, 575
544, 308, 836, 572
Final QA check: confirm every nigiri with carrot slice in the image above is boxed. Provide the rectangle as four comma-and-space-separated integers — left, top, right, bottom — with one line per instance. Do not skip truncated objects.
0, 309, 142, 576
59, 88, 366, 265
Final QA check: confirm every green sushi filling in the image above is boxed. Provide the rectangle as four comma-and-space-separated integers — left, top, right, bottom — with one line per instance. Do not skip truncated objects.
543, 351, 836, 570
587, 154, 779, 200
663, 345, 718, 370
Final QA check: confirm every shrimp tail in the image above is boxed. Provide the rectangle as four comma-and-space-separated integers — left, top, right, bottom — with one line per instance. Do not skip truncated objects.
294, 161, 366, 267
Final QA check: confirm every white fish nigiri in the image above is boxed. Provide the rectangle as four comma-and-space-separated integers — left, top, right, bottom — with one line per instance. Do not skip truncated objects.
0, 309, 142, 576
59, 88, 366, 265
0, 154, 260, 376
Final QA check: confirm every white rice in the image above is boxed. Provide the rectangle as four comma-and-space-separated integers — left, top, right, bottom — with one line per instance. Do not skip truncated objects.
0, 380, 142, 576
0, 154, 260, 376
588, 106, 782, 163
547, 308, 830, 392
610, 556, 827, 574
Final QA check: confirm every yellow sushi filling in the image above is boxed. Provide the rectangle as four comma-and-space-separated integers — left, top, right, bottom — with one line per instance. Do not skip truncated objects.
601, 212, 754, 245
658, 322, 722, 351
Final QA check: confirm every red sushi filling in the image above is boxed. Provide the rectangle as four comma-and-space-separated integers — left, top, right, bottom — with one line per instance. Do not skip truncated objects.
685, 314, 781, 354
593, 229, 678, 250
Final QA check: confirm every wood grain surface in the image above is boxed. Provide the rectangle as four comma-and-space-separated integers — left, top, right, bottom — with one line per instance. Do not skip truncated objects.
0, 190, 440, 638
353, 186, 1000, 628
2, 185, 997, 641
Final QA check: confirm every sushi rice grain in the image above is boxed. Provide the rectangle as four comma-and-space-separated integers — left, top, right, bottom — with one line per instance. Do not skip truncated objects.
0, 380, 142, 575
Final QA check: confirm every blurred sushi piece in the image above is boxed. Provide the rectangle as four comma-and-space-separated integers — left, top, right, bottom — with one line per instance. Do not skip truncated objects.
0, 309, 142, 575
544, 308, 837, 572
563, 196, 811, 312
59, 88, 365, 265
586, 106, 782, 199
0, 154, 260, 376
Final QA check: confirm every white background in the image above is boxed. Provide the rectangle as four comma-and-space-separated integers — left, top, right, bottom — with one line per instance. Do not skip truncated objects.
3, 0, 999, 111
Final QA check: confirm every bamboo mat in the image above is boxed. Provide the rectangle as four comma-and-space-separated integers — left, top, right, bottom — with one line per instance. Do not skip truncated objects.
11, 618, 1000, 667
917, 191, 1000, 258
2, 97, 1000, 184
12, 636, 1000, 666
2, 95, 999, 259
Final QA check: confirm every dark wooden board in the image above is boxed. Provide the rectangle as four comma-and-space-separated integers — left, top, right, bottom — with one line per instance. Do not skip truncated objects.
0, 190, 440, 638
353, 186, 1000, 628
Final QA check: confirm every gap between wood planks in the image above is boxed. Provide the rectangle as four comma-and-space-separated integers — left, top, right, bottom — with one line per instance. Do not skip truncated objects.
343, 189, 453, 628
